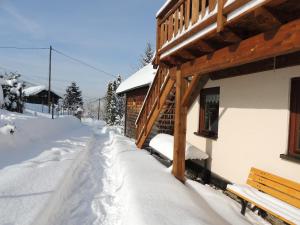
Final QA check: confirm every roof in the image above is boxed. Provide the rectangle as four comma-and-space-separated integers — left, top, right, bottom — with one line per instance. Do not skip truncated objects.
116, 64, 157, 94
23, 85, 61, 98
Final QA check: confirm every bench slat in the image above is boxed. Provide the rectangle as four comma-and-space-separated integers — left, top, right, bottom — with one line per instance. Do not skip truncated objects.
250, 168, 300, 192
248, 174, 300, 201
247, 179, 300, 209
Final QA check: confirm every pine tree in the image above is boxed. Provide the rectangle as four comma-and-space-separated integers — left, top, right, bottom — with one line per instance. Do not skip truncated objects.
105, 82, 113, 125
63, 82, 83, 113
139, 42, 154, 68
104, 76, 125, 126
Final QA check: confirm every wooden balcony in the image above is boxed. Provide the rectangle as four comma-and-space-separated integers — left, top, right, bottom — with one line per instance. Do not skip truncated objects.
155, 0, 300, 66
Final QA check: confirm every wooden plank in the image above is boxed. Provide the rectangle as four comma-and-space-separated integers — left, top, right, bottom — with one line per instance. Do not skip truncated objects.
201, 0, 207, 18
217, 0, 226, 32
185, 0, 191, 29
180, 19, 300, 77
249, 174, 300, 200
209, 0, 217, 12
175, 9, 179, 36
250, 168, 300, 192
228, 188, 297, 225
247, 179, 300, 209
180, 4, 184, 32
191, 0, 199, 24
172, 67, 187, 182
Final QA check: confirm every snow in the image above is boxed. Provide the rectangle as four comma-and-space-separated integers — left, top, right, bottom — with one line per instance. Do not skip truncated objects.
116, 64, 157, 94
23, 85, 61, 97
0, 111, 268, 225
227, 184, 300, 224
149, 133, 209, 160
156, 0, 172, 17
0, 124, 15, 135
0, 110, 92, 225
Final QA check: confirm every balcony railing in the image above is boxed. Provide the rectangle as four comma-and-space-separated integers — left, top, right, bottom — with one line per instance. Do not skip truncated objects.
155, 0, 263, 61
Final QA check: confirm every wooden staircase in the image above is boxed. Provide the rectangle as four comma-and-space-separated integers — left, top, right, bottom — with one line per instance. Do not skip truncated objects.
135, 66, 176, 148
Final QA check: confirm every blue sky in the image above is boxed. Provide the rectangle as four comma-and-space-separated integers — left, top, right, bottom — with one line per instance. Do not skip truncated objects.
0, 0, 165, 100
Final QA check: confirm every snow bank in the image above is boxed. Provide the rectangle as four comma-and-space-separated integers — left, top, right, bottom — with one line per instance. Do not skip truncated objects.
149, 133, 209, 160
0, 109, 82, 168
116, 64, 157, 94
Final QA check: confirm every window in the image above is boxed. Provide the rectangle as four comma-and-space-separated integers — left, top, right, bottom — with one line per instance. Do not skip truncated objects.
288, 78, 300, 157
198, 87, 220, 139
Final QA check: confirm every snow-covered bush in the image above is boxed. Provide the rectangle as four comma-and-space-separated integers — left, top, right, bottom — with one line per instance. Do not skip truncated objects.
0, 73, 24, 113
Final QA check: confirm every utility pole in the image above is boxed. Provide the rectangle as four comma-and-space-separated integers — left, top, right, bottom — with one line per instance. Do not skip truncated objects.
48, 45, 52, 114
97, 98, 101, 120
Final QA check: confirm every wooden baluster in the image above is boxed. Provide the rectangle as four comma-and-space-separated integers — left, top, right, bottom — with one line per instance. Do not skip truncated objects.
201, 0, 206, 18
192, 0, 199, 24
217, 0, 226, 32
180, 4, 184, 32
209, 0, 217, 12
185, 0, 190, 29
160, 23, 165, 47
174, 9, 179, 36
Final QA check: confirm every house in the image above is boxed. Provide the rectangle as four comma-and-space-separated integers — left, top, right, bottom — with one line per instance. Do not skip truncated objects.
117, 64, 175, 143
135, 0, 300, 188
23, 85, 61, 105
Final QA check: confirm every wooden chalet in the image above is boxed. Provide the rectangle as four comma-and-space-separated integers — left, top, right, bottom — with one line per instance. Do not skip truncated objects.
117, 64, 175, 142
135, 0, 300, 206
23, 85, 61, 105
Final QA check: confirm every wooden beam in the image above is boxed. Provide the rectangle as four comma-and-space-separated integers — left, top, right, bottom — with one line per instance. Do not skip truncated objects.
172, 67, 187, 182
180, 19, 300, 77
182, 74, 209, 107
217, 0, 227, 32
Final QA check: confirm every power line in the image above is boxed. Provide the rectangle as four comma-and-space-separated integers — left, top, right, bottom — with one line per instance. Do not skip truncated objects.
0, 46, 49, 50
52, 48, 117, 78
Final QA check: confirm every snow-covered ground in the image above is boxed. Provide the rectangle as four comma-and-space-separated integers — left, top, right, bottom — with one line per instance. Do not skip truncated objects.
0, 110, 269, 225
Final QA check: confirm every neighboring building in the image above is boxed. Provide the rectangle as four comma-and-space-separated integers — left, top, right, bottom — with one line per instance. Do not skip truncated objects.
23, 85, 61, 105
117, 64, 175, 142
134, 0, 300, 187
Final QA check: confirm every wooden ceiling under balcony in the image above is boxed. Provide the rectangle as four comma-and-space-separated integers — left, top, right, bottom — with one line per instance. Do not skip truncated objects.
156, 0, 300, 67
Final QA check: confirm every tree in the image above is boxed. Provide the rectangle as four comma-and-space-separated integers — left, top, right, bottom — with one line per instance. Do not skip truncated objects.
105, 82, 113, 125
63, 82, 83, 113
1, 72, 24, 113
139, 42, 154, 68
104, 75, 125, 126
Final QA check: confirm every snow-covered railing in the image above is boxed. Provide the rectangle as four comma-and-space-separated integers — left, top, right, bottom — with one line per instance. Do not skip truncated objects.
155, 0, 246, 61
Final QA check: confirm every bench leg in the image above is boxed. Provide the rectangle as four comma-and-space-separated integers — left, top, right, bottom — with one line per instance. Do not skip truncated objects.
240, 199, 248, 215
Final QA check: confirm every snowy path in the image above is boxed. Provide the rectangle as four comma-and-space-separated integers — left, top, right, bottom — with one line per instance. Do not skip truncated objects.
0, 112, 268, 225
48, 122, 268, 225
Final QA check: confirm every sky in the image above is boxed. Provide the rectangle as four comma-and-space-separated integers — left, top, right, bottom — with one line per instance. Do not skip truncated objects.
0, 0, 165, 100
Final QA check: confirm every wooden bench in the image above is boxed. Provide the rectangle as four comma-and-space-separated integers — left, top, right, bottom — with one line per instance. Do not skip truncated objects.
227, 168, 300, 225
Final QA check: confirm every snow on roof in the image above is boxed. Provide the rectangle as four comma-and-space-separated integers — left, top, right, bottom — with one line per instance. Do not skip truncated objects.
156, 0, 172, 17
116, 64, 157, 94
23, 85, 61, 97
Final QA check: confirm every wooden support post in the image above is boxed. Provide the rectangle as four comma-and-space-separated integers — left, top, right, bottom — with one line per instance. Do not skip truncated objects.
172, 66, 187, 182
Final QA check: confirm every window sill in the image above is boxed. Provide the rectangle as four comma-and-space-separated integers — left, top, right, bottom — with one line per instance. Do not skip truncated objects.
194, 132, 218, 140
280, 154, 300, 164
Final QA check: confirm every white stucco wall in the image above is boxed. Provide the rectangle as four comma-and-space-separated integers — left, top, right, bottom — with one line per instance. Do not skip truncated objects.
186, 65, 300, 184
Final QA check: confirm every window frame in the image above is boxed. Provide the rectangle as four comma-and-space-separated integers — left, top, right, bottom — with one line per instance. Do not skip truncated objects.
288, 77, 300, 157
197, 87, 220, 140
